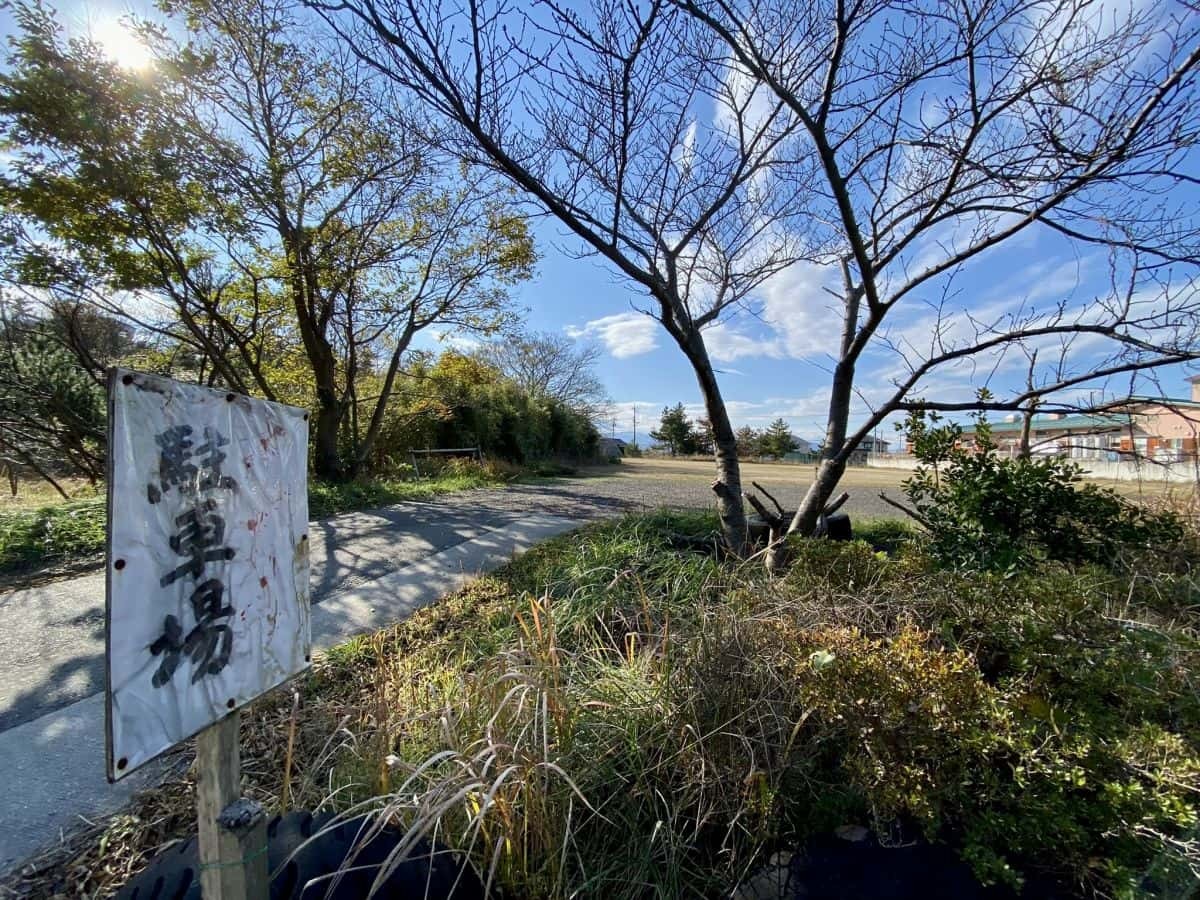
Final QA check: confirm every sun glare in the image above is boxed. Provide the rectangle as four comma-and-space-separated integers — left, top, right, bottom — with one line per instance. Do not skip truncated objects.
90, 17, 154, 72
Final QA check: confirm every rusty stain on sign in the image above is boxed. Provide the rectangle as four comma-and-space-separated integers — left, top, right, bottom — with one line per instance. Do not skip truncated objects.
105, 369, 311, 781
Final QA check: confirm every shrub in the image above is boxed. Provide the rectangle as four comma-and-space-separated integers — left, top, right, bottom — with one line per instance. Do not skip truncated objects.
900, 408, 1184, 572
853, 517, 919, 555
915, 564, 1200, 892
790, 625, 1005, 830
35, 513, 1200, 899
312, 518, 1200, 898
0, 496, 105, 571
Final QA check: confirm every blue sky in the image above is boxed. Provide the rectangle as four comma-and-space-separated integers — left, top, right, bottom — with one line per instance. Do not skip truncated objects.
482, 216, 1200, 447
414, 0, 1200, 448
501, 219, 842, 442
10, 0, 1199, 448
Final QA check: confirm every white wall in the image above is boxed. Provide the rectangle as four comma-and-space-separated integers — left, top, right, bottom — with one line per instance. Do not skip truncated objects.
865, 454, 920, 471
866, 454, 1200, 484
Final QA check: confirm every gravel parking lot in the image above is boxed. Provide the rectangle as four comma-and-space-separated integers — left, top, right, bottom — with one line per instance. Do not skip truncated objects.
481, 457, 911, 523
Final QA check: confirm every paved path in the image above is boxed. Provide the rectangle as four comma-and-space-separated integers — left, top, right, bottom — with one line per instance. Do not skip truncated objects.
0, 511, 581, 874
0, 494, 597, 734
0, 466, 902, 735
0, 462, 902, 874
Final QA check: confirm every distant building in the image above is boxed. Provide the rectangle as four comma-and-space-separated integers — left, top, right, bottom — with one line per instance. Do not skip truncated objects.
951, 379, 1200, 461
842, 435, 890, 464
597, 437, 627, 459
809, 435, 890, 465
859, 435, 891, 454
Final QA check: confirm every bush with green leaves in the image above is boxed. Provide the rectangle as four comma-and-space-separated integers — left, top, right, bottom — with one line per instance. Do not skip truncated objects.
899, 408, 1184, 572
366, 351, 600, 469
0, 326, 108, 482
0, 495, 105, 571
37, 512, 1200, 898
303, 520, 1200, 898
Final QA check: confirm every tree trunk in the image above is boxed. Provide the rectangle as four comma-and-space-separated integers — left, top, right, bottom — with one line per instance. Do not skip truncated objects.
280, 229, 347, 482
792, 456, 848, 536
1017, 409, 1033, 460
712, 429, 746, 549
312, 390, 345, 481
678, 329, 747, 551
788, 353, 856, 541
778, 275, 869, 564
1017, 354, 1037, 460
355, 321, 416, 472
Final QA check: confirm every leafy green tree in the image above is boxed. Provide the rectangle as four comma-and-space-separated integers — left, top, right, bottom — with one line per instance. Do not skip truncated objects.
735, 426, 762, 458
900, 407, 1181, 572
364, 350, 599, 469
650, 403, 697, 456
759, 418, 798, 459
0, 0, 534, 480
0, 298, 108, 491
896, 406, 962, 488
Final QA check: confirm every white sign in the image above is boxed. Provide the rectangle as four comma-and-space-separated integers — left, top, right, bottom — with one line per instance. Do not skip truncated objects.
106, 370, 311, 781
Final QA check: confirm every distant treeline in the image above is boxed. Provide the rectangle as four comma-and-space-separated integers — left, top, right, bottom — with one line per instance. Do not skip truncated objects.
0, 302, 601, 492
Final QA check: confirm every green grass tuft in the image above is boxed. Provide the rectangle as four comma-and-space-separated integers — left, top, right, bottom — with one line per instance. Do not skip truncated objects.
853, 516, 919, 554
0, 496, 107, 573
0, 465, 515, 576
286, 512, 1200, 899
306, 471, 502, 519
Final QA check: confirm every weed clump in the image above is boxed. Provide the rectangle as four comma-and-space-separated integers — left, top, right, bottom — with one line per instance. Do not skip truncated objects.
311, 515, 1200, 898
20, 512, 1200, 899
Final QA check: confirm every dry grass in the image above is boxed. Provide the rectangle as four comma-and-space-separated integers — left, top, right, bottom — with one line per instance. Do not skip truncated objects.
613, 456, 911, 489
616, 455, 1197, 499
0, 478, 98, 512
4, 757, 195, 898
5, 512, 1197, 899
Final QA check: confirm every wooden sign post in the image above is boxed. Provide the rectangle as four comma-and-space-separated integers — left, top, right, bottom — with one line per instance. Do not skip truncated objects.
105, 369, 311, 899
196, 714, 269, 899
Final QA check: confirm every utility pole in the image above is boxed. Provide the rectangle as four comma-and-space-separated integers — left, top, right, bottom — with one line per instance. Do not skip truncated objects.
632, 404, 638, 446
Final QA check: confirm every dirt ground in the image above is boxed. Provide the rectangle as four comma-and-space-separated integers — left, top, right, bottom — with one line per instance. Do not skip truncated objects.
604, 456, 1196, 507
614, 457, 912, 489
561, 458, 908, 521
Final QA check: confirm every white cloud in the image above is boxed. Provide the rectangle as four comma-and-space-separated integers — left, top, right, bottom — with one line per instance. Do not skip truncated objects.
702, 321, 783, 362
427, 328, 483, 353
566, 312, 660, 359
759, 260, 838, 359
674, 120, 698, 174
714, 60, 776, 139
680, 258, 841, 365
983, 256, 1086, 309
